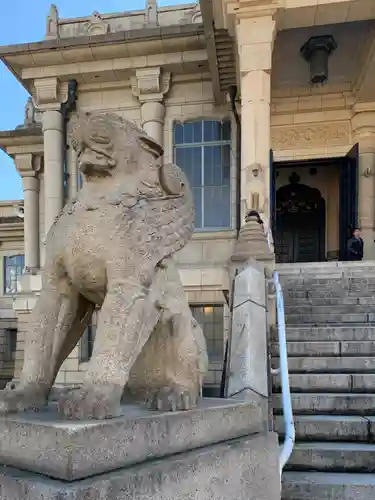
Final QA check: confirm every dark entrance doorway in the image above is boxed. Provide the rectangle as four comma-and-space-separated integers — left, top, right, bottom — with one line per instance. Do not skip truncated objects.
275, 182, 325, 263
270, 145, 359, 263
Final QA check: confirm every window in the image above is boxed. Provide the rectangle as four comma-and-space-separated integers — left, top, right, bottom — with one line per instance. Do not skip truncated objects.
80, 309, 98, 362
190, 304, 224, 362
4, 329, 17, 362
173, 120, 231, 230
3, 255, 24, 294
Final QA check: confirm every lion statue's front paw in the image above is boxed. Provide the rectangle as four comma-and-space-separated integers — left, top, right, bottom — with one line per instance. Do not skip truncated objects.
147, 385, 199, 412
57, 384, 124, 420
0, 386, 47, 414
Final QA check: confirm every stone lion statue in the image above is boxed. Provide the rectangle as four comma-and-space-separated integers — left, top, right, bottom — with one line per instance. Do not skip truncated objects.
0, 111, 208, 419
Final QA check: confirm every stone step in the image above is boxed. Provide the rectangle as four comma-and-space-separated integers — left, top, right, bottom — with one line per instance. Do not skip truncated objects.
283, 356, 375, 373
271, 326, 375, 342
286, 442, 375, 473
284, 289, 375, 299
285, 304, 372, 314
271, 341, 375, 357
273, 393, 375, 414
285, 312, 373, 324
273, 373, 375, 392
282, 471, 375, 500
275, 415, 370, 442
280, 275, 375, 284
284, 297, 375, 307
281, 278, 375, 292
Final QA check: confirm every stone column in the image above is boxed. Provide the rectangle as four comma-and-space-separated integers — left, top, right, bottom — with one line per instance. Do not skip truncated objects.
42, 110, 64, 233
14, 154, 40, 271
352, 110, 375, 260
235, 12, 277, 228
140, 101, 166, 146
132, 67, 171, 148
34, 77, 64, 236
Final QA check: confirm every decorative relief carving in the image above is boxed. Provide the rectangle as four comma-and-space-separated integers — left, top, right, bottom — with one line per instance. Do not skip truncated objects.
271, 122, 350, 149
45, 4, 59, 40
131, 68, 171, 103
86, 11, 109, 36
181, 4, 202, 24
145, 0, 158, 26
24, 97, 35, 125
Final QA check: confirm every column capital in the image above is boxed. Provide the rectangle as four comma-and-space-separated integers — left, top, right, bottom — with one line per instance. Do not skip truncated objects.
351, 110, 375, 153
235, 12, 277, 73
33, 77, 65, 111
14, 153, 42, 178
231, 0, 281, 19
131, 67, 171, 103
222, 0, 280, 38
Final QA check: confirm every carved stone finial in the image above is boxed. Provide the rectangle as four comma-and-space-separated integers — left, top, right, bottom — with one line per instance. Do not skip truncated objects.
24, 97, 35, 126
231, 211, 274, 264
45, 4, 59, 40
86, 11, 109, 35
145, 0, 158, 26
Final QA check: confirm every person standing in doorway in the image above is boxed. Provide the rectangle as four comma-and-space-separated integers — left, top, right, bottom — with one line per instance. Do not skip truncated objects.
347, 228, 364, 261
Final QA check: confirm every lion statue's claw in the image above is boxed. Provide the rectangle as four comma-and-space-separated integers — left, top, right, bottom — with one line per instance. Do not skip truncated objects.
147, 385, 198, 412
57, 384, 124, 420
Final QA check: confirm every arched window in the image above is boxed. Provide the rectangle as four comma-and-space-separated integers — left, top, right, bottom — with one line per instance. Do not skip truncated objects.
173, 120, 231, 230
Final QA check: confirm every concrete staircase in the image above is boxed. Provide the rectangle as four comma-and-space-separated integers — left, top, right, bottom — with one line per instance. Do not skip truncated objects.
272, 262, 375, 500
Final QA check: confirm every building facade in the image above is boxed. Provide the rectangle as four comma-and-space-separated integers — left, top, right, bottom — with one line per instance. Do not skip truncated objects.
0, 0, 375, 389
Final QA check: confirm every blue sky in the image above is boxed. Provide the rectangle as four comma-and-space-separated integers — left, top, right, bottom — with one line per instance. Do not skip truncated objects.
0, 0, 184, 200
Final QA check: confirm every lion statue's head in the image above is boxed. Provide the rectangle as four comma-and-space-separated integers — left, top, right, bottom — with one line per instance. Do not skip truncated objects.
69, 111, 189, 200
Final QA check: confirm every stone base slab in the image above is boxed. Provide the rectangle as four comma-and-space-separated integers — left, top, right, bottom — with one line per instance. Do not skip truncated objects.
0, 432, 281, 500
0, 398, 262, 481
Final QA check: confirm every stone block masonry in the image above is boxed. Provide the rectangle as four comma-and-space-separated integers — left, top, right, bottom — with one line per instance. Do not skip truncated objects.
0, 399, 281, 500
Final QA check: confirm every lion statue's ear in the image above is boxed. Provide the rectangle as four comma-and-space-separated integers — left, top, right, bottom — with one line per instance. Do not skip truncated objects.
159, 163, 187, 196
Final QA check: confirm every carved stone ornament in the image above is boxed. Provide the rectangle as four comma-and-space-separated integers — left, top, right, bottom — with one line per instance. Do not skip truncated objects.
271, 122, 350, 149
86, 11, 109, 36
131, 68, 171, 103
144, 0, 158, 26
231, 210, 273, 264
0, 111, 208, 420
24, 97, 35, 125
250, 162, 262, 178
45, 4, 59, 40
181, 4, 202, 24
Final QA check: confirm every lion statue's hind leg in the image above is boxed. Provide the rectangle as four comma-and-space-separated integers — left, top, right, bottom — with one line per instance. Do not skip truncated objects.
127, 258, 208, 411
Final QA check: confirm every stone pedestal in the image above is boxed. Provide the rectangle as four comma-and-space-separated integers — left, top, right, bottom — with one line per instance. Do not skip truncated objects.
0, 399, 280, 499
227, 264, 270, 424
